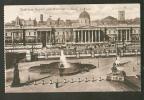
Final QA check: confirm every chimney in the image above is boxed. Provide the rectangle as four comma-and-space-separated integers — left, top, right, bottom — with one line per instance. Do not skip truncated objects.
40, 14, 43, 22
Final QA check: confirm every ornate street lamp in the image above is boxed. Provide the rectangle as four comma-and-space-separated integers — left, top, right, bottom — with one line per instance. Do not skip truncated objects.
114, 34, 118, 56
11, 54, 20, 87
135, 49, 139, 65
97, 44, 100, 68
20, 24, 26, 46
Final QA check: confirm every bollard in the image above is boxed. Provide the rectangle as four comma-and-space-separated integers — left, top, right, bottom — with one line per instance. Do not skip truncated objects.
34, 81, 36, 85
78, 78, 81, 82
28, 75, 30, 82
92, 77, 95, 82
133, 67, 136, 72
99, 77, 102, 81
55, 79, 59, 88
71, 78, 74, 83
85, 77, 88, 82
55, 82, 58, 88
42, 80, 45, 85
64, 79, 67, 83
49, 80, 53, 84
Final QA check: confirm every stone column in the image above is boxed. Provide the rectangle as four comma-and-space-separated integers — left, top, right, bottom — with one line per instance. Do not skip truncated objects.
49, 31, 51, 43
88, 30, 90, 42
74, 31, 76, 42
128, 29, 131, 41
77, 31, 79, 43
84, 30, 86, 43
81, 30, 83, 42
22, 29, 26, 46
48, 31, 50, 44
35, 31, 37, 43
95, 30, 97, 42
129, 29, 132, 41
121, 30, 123, 42
64, 31, 66, 43
12, 32, 14, 45
125, 30, 127, 42
98, 30, 100, 42
92, 30, 93, 43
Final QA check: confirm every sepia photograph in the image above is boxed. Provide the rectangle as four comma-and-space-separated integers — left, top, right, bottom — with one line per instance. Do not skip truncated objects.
4, 4, 141, 92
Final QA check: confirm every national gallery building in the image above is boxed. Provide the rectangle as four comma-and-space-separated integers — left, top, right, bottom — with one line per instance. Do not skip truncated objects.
4, 10, 140, 47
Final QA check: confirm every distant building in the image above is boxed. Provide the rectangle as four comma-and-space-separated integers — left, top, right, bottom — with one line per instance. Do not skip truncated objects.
118, 11, 125, 21
24, 18, 37, 26
79, 10, 91, 26
15, 16, 21, 26
47, 16, 54, 26
40, 14, 44, 22
4, 10, 140, 47
101, 16, 118, 25
65, 20, 72, 27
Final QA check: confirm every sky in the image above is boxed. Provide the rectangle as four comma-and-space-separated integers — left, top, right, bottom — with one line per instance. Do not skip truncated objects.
4, 4, 140, 23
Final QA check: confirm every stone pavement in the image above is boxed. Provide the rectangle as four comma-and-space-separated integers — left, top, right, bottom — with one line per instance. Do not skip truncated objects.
5, 56, 140, 92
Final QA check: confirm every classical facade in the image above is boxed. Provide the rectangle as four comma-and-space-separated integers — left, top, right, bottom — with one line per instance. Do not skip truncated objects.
4, 10, 140, 47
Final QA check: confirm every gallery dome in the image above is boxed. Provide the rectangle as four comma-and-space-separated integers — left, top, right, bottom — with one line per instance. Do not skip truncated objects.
79, 10, 90, 19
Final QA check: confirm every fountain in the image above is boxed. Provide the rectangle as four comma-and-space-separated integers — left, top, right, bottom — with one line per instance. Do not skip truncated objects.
29, 49, 96, 76
59, 50, 71, 68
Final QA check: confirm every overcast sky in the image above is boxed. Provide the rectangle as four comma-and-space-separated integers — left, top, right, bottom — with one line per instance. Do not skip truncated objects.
4, 4, 140, 23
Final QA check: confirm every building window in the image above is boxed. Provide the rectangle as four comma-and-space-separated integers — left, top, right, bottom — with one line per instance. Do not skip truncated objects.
133, 30, 136, 33
109, 30, 111, 34
127, 32, 129, 40
29, 32, 31, 36
5, 33, 7, 36
16, 32, 18, 36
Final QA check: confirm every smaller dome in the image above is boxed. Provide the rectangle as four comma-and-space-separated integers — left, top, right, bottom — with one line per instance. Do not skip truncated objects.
79, 10, 90, 19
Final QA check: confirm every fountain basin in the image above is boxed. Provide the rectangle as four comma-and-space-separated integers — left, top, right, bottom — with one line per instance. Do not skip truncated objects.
29, 62, 96, 76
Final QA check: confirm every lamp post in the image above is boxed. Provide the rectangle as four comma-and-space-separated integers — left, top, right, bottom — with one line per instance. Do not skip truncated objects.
135, 49, 138, 65
114, 34, 118, 56
20, 24, 26, 46
97, 44, 100, 68
11, 54, 20, 87
30, 42, 35, 61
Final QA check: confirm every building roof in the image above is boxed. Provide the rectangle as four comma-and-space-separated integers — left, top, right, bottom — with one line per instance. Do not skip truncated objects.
102, 16, 117, 22
79, 10, 90, 19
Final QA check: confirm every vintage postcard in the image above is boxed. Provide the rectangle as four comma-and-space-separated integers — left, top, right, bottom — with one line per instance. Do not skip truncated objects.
4, 4, 141, 92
